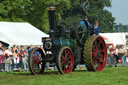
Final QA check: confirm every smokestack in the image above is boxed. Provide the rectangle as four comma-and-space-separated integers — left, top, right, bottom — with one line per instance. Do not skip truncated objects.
48, 4, 56, 38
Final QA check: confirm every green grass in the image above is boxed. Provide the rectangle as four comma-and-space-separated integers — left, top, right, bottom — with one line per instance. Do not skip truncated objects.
0, 66, 128, 85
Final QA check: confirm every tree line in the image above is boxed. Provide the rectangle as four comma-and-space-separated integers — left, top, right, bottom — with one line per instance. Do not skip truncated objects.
114, 23, 128, 32
0, 0, 115, 33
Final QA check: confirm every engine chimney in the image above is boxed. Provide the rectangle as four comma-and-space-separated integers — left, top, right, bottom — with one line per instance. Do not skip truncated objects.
48, 4, 56, 38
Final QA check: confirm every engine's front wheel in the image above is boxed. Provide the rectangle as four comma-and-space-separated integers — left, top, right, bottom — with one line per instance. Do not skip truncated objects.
56, 47, 74, 74
83, 35, 107, 71
28, 47, 46, 75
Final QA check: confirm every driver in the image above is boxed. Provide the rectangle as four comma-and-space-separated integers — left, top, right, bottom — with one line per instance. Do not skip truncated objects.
79, 16, 90, 28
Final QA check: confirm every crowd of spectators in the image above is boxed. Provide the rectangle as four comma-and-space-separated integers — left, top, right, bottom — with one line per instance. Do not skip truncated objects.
107, 45, 128, 67
0, 43, 33, 72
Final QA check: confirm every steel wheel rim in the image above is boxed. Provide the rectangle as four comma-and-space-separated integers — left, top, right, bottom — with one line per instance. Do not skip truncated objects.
60, 48, 74, 73
32, 49, 43, 74
92, 37, 107, 71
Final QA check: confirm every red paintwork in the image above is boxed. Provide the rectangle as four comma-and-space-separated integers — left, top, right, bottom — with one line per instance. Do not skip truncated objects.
106, 43, 114, 47
99, 35, 108, 40
92, 37, 107, 71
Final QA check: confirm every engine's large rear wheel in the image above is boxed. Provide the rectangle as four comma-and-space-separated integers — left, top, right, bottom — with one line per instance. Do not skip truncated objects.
83, 35, 107, 71
56, 47, 74, 74
28, 47, 46, 75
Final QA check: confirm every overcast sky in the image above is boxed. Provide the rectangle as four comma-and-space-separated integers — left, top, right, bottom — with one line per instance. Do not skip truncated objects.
109, 0, 128, 25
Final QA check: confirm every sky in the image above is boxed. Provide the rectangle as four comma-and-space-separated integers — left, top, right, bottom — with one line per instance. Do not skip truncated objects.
109, 0, 128, 25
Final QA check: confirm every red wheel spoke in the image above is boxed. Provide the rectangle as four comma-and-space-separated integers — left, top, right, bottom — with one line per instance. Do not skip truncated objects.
96, 54, 104, 68
93, 41, 97, 50
65, 50, 69, 57
93, 56, 97, 60
97, 63, 102, 69
63, 64, 67, 73
92, 56, 98, 64
97, 57, 103, 63
99, 55, 104, 63
98, 50, 104, 53
92, 51, 97, 57
97, 44, 104, 51
97, 40, 102, 47
62, 55, 65, 60
61, 57, 66, 64
61, 55, 66, 61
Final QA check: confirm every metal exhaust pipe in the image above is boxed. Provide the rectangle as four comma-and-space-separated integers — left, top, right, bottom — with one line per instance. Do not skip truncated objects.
48, 5, 56, 38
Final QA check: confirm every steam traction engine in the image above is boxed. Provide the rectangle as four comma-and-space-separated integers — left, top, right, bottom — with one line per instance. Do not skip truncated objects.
28, 5, 107, 75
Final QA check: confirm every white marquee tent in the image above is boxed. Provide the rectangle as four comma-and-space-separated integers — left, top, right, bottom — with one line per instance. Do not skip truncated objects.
100, 33, 126, 47
0, 22, 48, 46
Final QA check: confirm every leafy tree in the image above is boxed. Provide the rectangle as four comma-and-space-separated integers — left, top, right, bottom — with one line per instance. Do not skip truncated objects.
114, 23, 128, 32
0, 0, 71, 32
25, 0, 71, 32
61, 0, 85, 29
62, 0, 115, 33
0, 0, 27, 22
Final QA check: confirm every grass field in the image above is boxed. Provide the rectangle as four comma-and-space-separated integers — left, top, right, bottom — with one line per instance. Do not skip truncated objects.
0, 66, 128, 85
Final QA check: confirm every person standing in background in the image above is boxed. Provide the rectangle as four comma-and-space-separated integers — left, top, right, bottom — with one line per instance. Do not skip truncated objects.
107, 47, 111, 66
22, 50, 28, 72
12, 45, 19, 71
118, 45, 127, 67
113, 47, 119, 67
5, 47, 13, 72
27, 45, 33, 55
109, 46, 115, 67
17, 46, 24, 71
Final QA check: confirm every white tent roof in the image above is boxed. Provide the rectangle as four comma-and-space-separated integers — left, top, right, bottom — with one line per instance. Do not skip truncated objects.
0, 21, 48, 46
100, 33, 126, 46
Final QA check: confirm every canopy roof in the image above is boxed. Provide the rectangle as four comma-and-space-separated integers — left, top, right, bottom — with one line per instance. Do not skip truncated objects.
100, 33, 126, 47
0, 21, 48, 46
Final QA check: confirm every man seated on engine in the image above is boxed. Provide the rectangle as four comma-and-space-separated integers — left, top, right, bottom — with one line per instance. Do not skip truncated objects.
90, 21, 100, 35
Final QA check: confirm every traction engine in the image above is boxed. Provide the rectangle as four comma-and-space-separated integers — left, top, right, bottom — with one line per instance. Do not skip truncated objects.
28, 5, 107, 75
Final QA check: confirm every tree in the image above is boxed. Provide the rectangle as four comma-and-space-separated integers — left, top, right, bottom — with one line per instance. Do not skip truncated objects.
0, 0, 27, 22
114, 24, 128, 32
62, 0, 115, 33
25, 0, 71, 32
0, 0, 71, 32
61, 0, 85, 29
